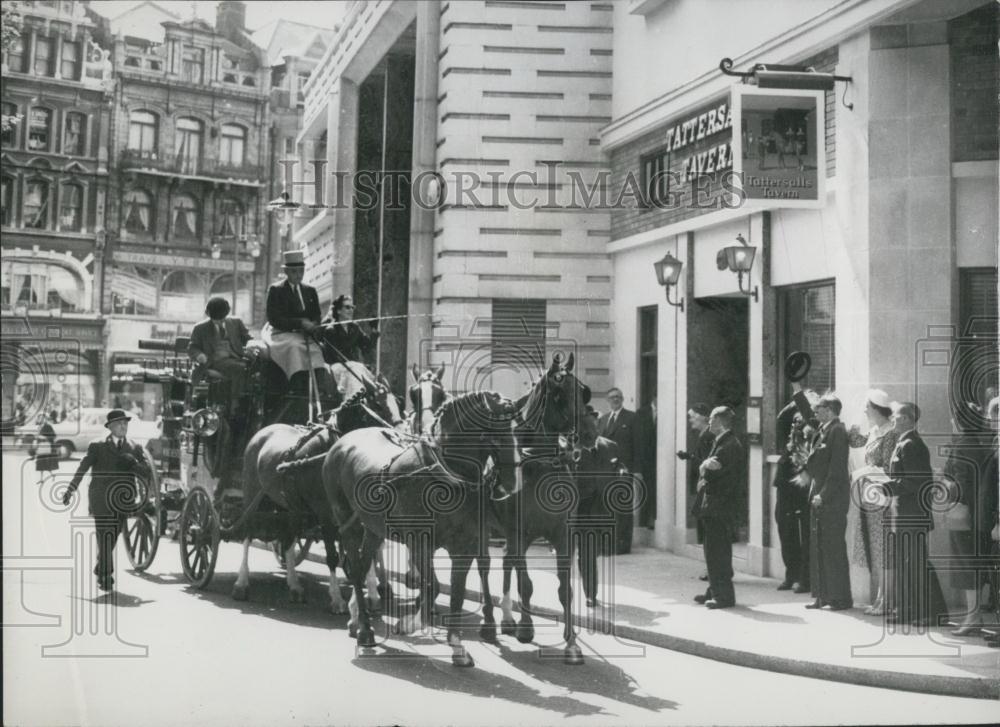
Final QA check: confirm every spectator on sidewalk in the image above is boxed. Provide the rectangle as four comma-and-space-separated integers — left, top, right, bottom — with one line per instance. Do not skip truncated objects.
885, 402, 948, 626
774, 380, 817, 593
678, 402, 715, 550
598, 387, 636, 554
694, 406, 744, 609
804, 394, 853, 611
847, 389, 898, 616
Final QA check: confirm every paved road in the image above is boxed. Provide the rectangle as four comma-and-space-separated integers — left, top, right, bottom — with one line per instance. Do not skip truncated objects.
4, 451, 997, 726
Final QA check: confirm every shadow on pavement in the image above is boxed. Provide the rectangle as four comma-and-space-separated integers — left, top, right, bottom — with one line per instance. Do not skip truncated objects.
71, 591, 154, 608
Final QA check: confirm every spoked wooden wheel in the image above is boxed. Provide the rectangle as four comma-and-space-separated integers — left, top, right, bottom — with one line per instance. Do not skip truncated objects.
272, 537, 314, 568
123, 448, 161, 571
179, 487, 220, 588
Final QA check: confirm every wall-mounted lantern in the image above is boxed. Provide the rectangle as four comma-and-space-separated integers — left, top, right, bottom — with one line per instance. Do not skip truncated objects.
653, 251, 685, 312
718, 233, 759, 302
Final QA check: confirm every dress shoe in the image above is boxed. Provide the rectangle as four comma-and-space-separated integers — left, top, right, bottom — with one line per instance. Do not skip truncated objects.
585, 598, 599, 609
776, 581, 794, 591
694, 594, 709, 605
97, 580, 113, 592
793, 583, 811, 594
950, 625, 983, 637
705, 599, 735, 610
805, 600, 824, 609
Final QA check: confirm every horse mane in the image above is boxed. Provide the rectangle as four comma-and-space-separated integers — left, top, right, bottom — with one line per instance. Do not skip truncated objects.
434, 390, 510, 434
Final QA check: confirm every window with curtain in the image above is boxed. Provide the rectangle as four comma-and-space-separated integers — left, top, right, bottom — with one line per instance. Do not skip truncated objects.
216, 198, 242, 237
219, 124, 245, 166
6, 36, 26, 72
1, 261, 85, 312
24, 180, 49, 228
59, 184, 83, 231
182, 47, 204, 83
1, 103, 16, 147
60, 40, 80, 80
34, 36, 54, 76
160, 270, 206, 320
123, 189, 152, 234
171, 194, 198, 239
1, 176, 13, 226
175, 117, 201, 174
28, 108, 52, 151
127, 111, 158, 156
63, 112, 85, 156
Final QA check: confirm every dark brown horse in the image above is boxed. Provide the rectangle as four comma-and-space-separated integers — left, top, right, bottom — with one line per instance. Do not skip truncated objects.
234, 383, 398, 608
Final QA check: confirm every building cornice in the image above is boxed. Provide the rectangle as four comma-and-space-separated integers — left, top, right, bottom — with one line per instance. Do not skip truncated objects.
601, 0, 919, 151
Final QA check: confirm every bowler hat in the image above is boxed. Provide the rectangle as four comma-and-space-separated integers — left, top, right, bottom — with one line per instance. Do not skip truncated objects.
104, 409, 131, 427
689, 402, 711, 417
785, 351, 812, 382
282, 250, 305, 267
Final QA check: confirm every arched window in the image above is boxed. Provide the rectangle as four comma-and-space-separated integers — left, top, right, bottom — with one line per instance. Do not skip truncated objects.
1, 176, 13, 226
1, 260, 85, 312
219, 124, 245, 167
209, 274, 251, 317
110, 265, 156, 315
28, 107, 52, 151
160, 270, 206, 320
63, 112, 86, 156
171, 194, 198, 240
175, 117, 202, 173
216, 198, 243, 238
123, 189, 153, 234
24, 179, 49, 228
59, 183, 84, 231
127, 111, 158, 157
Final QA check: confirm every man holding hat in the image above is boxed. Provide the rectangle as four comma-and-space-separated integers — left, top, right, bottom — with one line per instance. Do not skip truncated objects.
61, 410, 152, 591
263, 250, 336, 406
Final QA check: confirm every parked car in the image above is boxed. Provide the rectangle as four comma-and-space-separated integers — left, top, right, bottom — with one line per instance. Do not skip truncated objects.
17, 408, 161, 459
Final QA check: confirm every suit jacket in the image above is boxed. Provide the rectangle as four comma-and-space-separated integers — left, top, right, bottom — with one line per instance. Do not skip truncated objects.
888, 430, 936, 529
266, 280, 321, 332
775, 392, 815, 485
805, 418, 851, 514
598, 407, 636, 470
68, 436, 152, 518
633, 404, 657, 483
188, 317, 250, 365
575, 436, 623, 508
699, 429, 744, 521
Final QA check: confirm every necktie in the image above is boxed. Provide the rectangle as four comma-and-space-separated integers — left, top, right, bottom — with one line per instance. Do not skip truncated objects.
116, 438, 123, 451
216, 321, 225, 339
610, 411, 618, 428
294, 285, 305, 311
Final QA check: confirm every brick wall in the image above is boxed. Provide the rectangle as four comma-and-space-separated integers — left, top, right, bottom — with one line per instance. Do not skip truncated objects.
949, 2, 999, 162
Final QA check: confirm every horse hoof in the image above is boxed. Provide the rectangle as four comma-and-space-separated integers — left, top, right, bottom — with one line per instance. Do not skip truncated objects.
367, 598, 382, 614
480, 625, 498, 644
231, 585, 248, 602
501, 619, 516, 637
564, 645, 584, 665
290, 588, 306, 604
516, 623, 535, 644
358, 628, 376, 648
329, 602, 348, 616
452, 650, 475, 668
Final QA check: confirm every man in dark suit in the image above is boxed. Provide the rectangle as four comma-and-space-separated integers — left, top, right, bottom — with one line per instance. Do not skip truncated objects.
886, 401, 947, 625
804, 394, 852, 610
695, 406, 744, 609
774, 380, 816, 592
188, 297, 251, 404
264, 250, 335, 408
61, 410, 152, 591
678, 402, 715, 550
597, 387, 637, 553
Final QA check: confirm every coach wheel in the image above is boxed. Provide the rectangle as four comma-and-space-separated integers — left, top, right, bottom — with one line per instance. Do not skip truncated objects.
122, 461, 161, 572
179, 487, 219, 589
272, 537, 314, 568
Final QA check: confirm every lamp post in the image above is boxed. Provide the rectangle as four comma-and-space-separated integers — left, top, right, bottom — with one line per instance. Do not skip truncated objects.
653, 251, 685, 312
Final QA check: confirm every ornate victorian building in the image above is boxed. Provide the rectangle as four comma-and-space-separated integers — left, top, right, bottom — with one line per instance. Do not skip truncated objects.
1, 0, 114, 422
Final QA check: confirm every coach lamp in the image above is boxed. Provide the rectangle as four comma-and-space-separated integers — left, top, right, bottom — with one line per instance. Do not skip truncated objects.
718, 233, 759, 302
653, 251, 685, 312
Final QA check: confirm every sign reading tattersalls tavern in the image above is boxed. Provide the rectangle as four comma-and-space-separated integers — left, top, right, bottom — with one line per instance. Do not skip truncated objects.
731, 86, 826, 208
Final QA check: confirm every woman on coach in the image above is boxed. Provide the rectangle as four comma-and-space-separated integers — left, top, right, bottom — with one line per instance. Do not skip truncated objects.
61, 409, 151, 592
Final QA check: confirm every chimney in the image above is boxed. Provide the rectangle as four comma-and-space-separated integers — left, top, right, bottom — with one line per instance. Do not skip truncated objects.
216, 1, 247, 43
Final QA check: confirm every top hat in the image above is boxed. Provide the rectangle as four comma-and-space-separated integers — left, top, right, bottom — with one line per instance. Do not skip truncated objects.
282, 250, 305, 267
104, 409, 131, 427
785, 351, 812, 382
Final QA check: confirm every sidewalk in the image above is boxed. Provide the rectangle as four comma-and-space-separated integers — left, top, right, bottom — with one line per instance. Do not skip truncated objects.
288, 541, 1000, 700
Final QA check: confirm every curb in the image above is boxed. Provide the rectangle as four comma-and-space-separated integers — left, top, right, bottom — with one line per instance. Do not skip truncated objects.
256, 542, 1000, 700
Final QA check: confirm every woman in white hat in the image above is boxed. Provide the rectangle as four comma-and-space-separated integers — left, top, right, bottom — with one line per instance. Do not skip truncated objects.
847, 388, 898, 616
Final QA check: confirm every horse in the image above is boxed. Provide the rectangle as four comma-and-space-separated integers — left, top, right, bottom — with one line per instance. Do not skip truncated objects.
491, 352, 599, 664
407, 363, 447, 435
233, 381, 400, 610
323, 389, 521, 666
